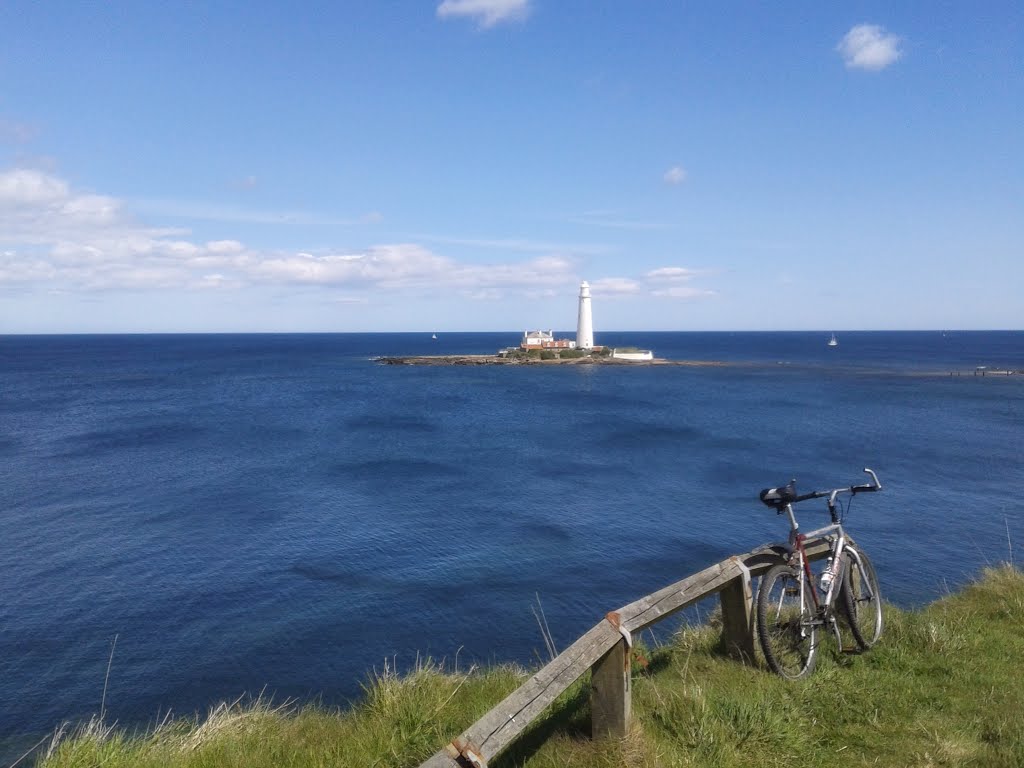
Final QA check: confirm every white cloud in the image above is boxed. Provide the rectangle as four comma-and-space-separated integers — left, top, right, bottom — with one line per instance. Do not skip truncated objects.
250, 249, 575, 294
254, 245, 452, 287
0, 168, 579, 296
651, 285, 715, 299
437, 0, 530, 28
663, 166, 687, 185
643, 266, 714, 300
837, 24, 902, 71
195, 273, 230, 289
0, 255, 56, 283
449, 254, 576, 290
0, 170, 172, 256
0, 169, 69, 204
0, 168, 715, 310
206, 240, 245, 254
646, 266, 697, 281
61, 194, 121, 224
589, 277, 642, 295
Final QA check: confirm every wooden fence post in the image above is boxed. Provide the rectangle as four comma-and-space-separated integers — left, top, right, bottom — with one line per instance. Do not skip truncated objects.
590, 630, 631, 739
719, 558, 756, 662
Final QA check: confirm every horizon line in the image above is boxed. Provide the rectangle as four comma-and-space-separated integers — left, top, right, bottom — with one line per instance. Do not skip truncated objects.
2, 329, 1021, 337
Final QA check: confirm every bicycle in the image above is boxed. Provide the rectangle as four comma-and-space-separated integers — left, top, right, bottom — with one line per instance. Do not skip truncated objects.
754, 468, 884, 679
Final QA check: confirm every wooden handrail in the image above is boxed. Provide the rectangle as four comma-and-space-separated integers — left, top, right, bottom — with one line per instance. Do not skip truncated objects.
419, 538, 832, 768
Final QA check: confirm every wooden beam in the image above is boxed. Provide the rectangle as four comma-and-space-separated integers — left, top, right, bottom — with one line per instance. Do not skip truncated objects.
418, 748, 460, 768
615, 559, 743, 633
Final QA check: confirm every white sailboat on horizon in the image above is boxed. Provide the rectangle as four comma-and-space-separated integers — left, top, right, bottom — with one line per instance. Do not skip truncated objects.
828, 333, 838, 347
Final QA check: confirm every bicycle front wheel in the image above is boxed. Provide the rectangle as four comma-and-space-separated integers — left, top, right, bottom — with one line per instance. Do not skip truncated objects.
841, 548, 883, 649
756, 564, 819, 679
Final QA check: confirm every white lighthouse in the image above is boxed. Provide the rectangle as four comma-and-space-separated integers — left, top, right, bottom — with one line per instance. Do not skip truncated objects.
576, 281, 594, 350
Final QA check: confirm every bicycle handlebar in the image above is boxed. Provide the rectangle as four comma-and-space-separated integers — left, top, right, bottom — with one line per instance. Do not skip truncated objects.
759, 468, 882, 510
841, 467, 881, 499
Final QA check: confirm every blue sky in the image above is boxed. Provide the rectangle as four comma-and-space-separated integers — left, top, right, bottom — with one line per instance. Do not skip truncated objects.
1, 1, 1021, 332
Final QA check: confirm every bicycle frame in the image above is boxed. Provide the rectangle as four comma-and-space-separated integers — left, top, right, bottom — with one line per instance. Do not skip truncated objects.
788, 517, 846, 611
782, 501, 877, 642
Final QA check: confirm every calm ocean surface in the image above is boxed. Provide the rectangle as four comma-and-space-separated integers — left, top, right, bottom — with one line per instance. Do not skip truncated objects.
2, 331, 1022, 758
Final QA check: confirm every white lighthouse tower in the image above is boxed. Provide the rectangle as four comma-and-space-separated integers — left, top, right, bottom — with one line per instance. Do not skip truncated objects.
576, 281, 594, 350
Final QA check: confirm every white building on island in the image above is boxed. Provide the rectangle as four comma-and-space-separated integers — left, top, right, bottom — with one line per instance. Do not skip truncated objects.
521, 330, 576, 350
611, 349, 654, 361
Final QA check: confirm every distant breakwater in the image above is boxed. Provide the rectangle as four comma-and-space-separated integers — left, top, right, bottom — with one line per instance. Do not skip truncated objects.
374, 355, 1024, 376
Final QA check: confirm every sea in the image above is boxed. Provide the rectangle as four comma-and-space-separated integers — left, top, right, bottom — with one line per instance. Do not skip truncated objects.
1, 331, 1022, 760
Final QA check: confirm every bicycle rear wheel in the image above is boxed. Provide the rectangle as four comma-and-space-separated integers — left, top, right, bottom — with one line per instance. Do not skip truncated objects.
756, 564, 819, 679
841, 548, 883, 649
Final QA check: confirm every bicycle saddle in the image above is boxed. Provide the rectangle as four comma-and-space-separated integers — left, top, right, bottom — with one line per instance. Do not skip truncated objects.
759, 480, 797, 507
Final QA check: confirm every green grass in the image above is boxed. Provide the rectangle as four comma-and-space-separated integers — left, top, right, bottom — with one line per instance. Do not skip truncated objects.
34, 565, 1024, 768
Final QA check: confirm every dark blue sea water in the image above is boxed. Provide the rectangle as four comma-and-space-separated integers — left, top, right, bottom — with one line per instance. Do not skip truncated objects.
2, 331, 1022, 759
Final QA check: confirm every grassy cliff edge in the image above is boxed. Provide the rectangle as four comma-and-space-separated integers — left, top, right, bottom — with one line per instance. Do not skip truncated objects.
34, 565, 1024, 768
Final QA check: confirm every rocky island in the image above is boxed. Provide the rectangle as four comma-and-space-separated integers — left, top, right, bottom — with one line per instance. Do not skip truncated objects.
375, 352, 725, 367
379, 280, 699, 366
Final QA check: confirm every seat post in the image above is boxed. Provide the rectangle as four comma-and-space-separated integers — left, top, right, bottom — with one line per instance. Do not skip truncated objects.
785, 503, 800, 547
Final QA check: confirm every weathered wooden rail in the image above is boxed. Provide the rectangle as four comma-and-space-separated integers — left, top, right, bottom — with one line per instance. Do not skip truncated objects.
420, 538, 832, 768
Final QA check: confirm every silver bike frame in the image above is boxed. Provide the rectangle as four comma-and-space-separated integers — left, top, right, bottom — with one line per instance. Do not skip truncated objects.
783, 510, 848, 638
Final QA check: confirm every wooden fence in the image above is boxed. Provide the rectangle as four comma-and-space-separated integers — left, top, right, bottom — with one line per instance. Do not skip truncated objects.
419, 537, 833, 768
